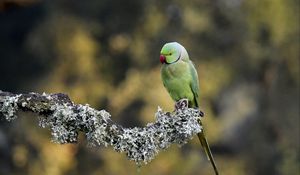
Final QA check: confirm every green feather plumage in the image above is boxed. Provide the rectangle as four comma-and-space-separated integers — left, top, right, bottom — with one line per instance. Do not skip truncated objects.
160, 42, 219, 175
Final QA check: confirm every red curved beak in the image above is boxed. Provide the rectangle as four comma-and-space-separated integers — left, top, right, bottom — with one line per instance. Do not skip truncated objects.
160, 55, 166, 64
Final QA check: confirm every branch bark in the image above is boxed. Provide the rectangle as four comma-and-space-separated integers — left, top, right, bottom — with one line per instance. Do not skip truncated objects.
0, 90, 202, 164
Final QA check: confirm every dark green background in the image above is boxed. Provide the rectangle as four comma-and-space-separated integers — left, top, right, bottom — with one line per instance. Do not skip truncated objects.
0, 0, 299, 174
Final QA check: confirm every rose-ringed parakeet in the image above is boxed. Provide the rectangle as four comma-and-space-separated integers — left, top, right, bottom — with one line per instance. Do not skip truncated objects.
160, 42, 219, 175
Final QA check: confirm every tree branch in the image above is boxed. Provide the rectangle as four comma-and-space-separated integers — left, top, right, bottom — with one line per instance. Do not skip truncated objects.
0, 90, 202, 164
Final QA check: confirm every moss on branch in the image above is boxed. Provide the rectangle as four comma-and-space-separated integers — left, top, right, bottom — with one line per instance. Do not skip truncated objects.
0, 90, 202, 164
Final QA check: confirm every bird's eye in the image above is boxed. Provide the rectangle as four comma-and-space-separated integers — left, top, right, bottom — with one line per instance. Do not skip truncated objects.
168, 53, 172, 56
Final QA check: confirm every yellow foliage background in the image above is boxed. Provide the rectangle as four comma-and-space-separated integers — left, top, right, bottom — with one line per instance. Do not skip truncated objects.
0, 0, 299, 175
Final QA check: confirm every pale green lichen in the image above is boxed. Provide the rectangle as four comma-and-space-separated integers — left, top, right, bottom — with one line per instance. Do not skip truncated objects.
1, 92, 203, 165
0, 94, 21, 121
37, 102, 202, 164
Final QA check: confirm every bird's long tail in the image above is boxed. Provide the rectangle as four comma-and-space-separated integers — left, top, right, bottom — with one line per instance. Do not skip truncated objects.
197, 120, 219, 175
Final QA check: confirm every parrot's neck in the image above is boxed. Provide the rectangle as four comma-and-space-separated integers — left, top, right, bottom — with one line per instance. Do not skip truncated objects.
180, 46, 190, 62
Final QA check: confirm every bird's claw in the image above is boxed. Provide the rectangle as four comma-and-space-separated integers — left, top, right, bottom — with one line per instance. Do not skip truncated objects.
174, 99, 205, 117
199, 110, 204, 117
175, 98, 189, 110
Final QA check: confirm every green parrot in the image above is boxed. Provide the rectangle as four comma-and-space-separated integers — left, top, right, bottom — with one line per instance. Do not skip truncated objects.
160, 42, 219, 175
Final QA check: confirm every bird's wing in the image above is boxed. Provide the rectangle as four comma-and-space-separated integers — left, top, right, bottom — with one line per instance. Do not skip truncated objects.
189, 60, 200, 108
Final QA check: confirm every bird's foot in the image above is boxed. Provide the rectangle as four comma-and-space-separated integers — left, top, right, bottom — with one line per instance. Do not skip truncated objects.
199, 110, 204, 117
192, 107, 204, 117
175, 98, 189, 110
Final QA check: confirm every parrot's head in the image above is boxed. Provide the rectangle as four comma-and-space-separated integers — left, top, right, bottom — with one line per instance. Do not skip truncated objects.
160, 42, 189, 64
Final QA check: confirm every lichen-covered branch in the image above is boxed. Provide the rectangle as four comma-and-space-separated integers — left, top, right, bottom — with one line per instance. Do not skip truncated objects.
0, 90, 202, 164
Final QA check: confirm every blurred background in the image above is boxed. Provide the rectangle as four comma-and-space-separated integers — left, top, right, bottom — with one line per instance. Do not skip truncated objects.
0, 0, 299, 175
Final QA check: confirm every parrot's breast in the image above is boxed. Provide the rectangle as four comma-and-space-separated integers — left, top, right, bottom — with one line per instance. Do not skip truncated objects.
161, 61, 194, 102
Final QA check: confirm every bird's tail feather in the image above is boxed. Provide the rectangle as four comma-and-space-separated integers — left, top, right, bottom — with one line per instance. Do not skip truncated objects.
197, 121, 219, 175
